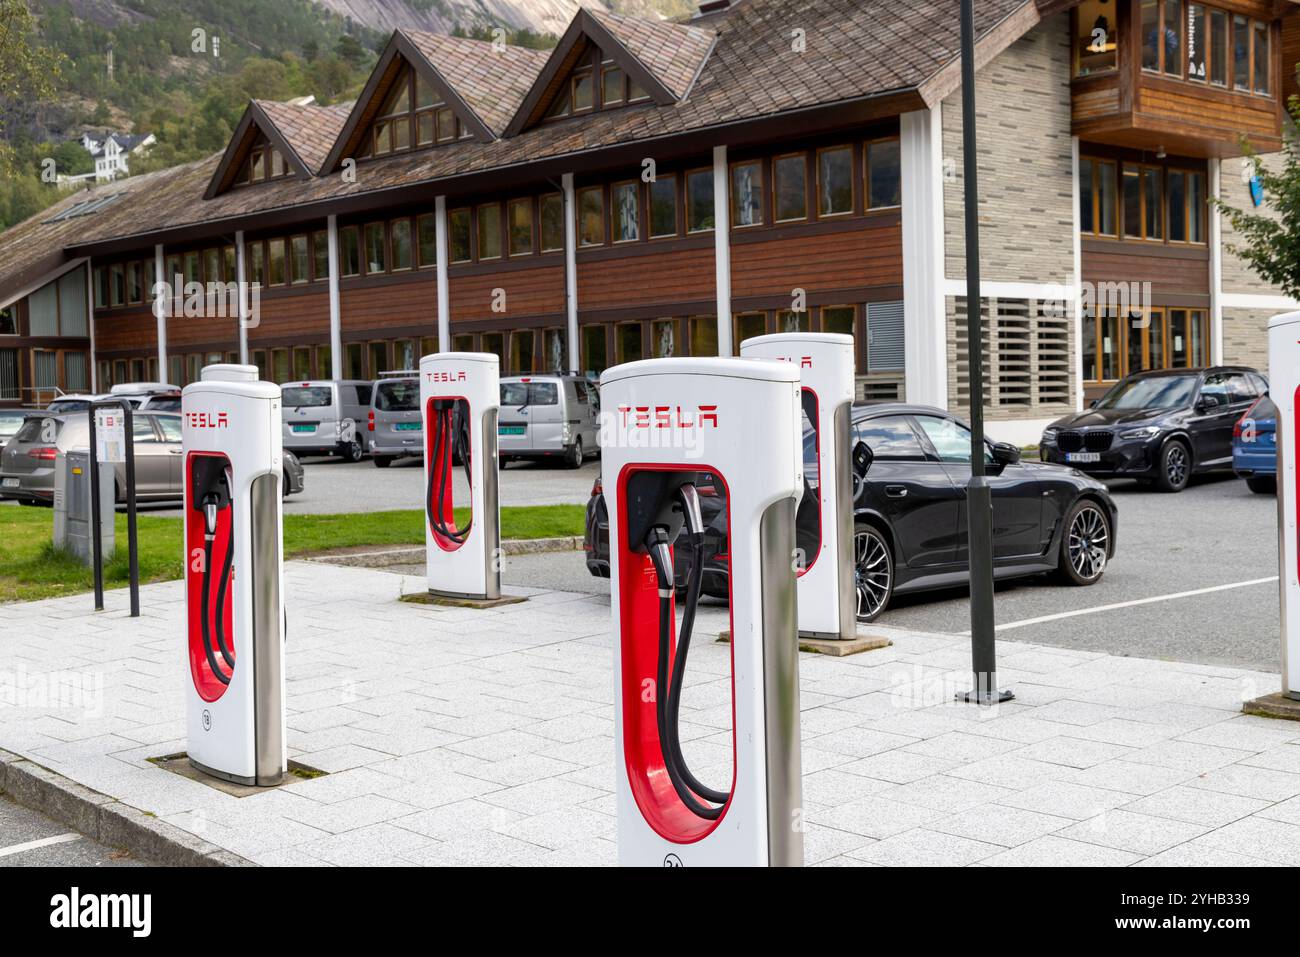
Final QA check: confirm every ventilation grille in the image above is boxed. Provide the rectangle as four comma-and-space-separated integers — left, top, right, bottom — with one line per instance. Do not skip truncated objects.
954, 297, 1072, 413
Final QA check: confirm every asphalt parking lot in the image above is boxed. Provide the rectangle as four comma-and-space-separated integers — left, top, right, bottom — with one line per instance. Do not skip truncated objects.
488, 471, 1282, 673
0, 794, 148, 867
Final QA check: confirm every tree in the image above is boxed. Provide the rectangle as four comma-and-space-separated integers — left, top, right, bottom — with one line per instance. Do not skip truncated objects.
0, 0, 64, 175
335, 34, 366, 69
1214, 102, 1300, 301
51, 140, 93, 175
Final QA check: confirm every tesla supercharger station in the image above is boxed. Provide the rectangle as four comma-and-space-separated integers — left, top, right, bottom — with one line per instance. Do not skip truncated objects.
1270, 311, 1300, 699
420, 352, 501, 600
181, 364, 286, 787
741, 332, 856, 641
602, 357, 804, 867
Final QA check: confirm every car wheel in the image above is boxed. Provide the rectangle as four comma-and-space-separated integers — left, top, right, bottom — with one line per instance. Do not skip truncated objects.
373, 456, 393, 469
1056, 499, 1111, 586
1246, 475, 1276, 495
853, 522, 894, 622
339, 439, 364, 463
565, 438, 584, 469
1154, 441, 1191, 493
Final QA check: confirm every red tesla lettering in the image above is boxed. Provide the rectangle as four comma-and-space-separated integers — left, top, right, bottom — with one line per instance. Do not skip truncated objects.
699, 406, 718, 428
801, 356, 812, 368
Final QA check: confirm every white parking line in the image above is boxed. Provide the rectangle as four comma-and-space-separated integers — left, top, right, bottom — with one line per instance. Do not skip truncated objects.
0, 832, 82, 859
959, 576, 1281, 635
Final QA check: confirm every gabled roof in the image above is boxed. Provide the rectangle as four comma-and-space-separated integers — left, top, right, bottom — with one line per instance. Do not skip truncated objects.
404, 31, 550, 137
203, 100, 319, 199
320, 30, 547, 173
503, 7, 716, 136
256, 100, 352, 174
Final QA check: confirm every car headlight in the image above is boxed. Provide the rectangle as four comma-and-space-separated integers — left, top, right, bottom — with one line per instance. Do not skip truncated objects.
1119, 426, 1160, 440
1041, 428, 1058, 444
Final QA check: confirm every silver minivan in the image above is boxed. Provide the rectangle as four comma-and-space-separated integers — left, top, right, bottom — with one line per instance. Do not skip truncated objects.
368, 372, 422, 468
281, 380, 374, 461
497, 373, 599, 469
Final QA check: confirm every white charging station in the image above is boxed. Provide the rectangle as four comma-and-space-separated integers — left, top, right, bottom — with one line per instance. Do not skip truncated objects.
601, 357, 804, 867
1270, 312, 1300, 699
741, 332, 856, 640
181, 364, 286, 787
420, 351, 501, 600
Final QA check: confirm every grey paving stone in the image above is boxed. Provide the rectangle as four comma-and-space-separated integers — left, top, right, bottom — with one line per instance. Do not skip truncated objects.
981, 835, 1143, 867
1057, 809, 1210, 856
1187, 764, 1300, 803
1194, 816, 1300, 865
1133, 841, 1276, 867
807, 796, 947, 840
998, 781, 1134, 821
930, 804, 1074, 848
1123, 785, 1272, 828
848, 827, 1003, 867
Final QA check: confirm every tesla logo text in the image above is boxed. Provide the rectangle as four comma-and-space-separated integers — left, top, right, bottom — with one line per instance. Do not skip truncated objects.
425, 371, 468, 383
185, 411, 228, 428
617, 405, 718, 429
773, 355, 813, 368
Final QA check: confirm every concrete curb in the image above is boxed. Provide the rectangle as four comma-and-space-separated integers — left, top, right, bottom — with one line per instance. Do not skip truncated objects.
0, 748, 252, 867
307, 535, 583, 568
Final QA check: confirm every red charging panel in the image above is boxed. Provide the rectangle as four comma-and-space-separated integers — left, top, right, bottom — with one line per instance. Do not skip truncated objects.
616, 463, 737, 844
185, 452, 235, 702
425, 395, 471, 552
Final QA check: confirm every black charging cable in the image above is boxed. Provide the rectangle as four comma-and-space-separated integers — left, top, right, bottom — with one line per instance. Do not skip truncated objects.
199, 493, 232, 685
426, 400, 473, 545
645, 484, 728, 820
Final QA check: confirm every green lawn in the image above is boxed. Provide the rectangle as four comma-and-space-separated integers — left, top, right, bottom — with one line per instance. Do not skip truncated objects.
0, 504, 585, 603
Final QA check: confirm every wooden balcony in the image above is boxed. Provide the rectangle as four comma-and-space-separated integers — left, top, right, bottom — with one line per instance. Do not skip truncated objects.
1069, 0, 1285, 158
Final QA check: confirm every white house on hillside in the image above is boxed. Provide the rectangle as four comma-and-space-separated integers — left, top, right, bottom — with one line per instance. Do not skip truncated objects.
59, 132, 156, 184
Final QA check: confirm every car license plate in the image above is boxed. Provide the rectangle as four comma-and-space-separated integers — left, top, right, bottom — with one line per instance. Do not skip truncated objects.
396, 422, 420, 431
292, 424, 315, 434
499, 425, 525, 436
1066, 452, 1101, 464
2, 477, 18, 488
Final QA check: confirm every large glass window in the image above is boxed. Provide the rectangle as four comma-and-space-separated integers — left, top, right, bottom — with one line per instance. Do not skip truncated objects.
578, 187, 604, 246
730, 161, 763, 227
390, 219, 413, 271
418, 214, 437, 267
774, 154, 807, 222
1075, 0, 1118, 76
339, 227, 360, 277
1253, 20, 1270, 94
1187, 4, 1207, 81
690, 316, 718, 357
616, 323, 643, 363
477, 204, 502, 260
686, 169, 715, 232
508, 199, 534, 256
1163, 0, 1182, 76
581, 325, 607, 376
267, 238, 286, 286
733, 312, 765, 354
1210, 9, 1228, 86
364, 223, 386, 273
313, 230, 329, 281
1141, 0, 1160, 71
866, 139, 901, 209
612, 182, 640, 242
290, 235, 309, 283
540, 193, 564, 251
1080, 158, 1117, 237
650, 176, 678, 238
817, 146, 853, 217
1233, 15, 1250, 89
449, 208, 471, 262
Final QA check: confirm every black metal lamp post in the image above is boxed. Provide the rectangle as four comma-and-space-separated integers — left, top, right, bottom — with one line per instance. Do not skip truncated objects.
958, 0, 1012, 705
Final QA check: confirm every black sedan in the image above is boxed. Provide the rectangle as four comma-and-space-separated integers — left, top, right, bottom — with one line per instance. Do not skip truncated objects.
1041, 367, 1268, 492
585, 403, 1118, 621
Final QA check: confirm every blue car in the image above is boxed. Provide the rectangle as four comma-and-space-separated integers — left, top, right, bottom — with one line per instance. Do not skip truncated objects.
1233, 395, 1277, 494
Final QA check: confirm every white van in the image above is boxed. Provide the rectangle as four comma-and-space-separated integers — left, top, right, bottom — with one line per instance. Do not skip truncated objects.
281, 379, 374, 461
497, 373, 599, 469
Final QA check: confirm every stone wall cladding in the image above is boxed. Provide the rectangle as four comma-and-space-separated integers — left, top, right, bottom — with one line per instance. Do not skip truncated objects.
943, 14, 1075, 285
1220, 151, 1288, 296
1222, 307, 1275, 370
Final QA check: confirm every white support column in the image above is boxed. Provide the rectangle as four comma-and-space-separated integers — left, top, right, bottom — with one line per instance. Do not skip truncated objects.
1209, 157, 1224, 366
235, 231, 250, 366
327, 215, 343, 377
435, 197, 451, 353
86, 260, 97, 393
1070, 136, 1085, 411
153, 243, 167, 381
562, 174, 580, 371
900, 107, 948, 409
712, 145, 732, 357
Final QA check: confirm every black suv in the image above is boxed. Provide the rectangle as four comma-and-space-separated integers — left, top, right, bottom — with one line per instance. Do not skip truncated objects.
1041, 367, 1268, 492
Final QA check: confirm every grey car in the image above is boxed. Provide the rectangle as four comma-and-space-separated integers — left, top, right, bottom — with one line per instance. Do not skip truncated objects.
281, 380, 374, 461
498, 373, 600, 469
0, 411, 186, 504
0, 409, 27, 455
369, 374, 423, 468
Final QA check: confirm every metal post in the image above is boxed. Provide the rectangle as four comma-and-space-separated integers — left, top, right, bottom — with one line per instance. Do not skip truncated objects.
88, 405, 104, 611
121, 400, 140, 617
958, 0, 1011, 706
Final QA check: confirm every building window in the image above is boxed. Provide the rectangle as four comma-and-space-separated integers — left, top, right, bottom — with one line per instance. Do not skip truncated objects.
817, 147, 854, 217
345, 343, 364, 379
778, 310, 810, 333
249, 242, 266, 285
612, 182, 640, 242
237, 135, 292, 186
1187, 3, 1207, 81
126, 262, 143, 303
733, 312, 765, 354
1122, 165, 1163, 241
267, 238, 286, 285
222, 247, 235, 285
601, 60, 625, 107
452, 333, 475, 353
1209, 8, 1227, 86
616, 323, 643, 363
866, 138, 901, 210
1074, 0, 1118, 76
540, 194, 564, 251
578, 187, 605, 246
0, 306, 15, 335
1079, 157, 1118, 237
544, 328, 567, 370
509, 330, 535, 374
110, 264, 124, 306
581, 325, 607, 376
774, 154, 807, 222
686, 169, 714, 233
391, 219, 413, 271
1141, 0, 1160, 71
417, 214, 437, 267
822, 305, 856, 337
1233, 14, 1250, 89
369, 341, 388, 378
1163, 0, 1183, 76
1167, 169, 1206, 243
730, 161, 763, 227
312, 230, 329, 281
508, 198, 534, 256
1253, 20, 1270, 95
652, 319, 675, 358
364, 223, 387, 273
339, 227, 361, 277
290, 235, 309, 284
689, 316, 718, 357
94, 268, 107, 309
293, 346, 312, 380
649, 176, 678, 238
203, 248, 221, 284
449, 208, 471, 262
316, 345, 332, 377
477, 204, 502, 260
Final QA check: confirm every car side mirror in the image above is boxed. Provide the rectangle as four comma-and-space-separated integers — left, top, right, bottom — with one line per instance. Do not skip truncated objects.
852, 441, 873, 478
991, 441, 1021, 466
1089, 399, 1100, 409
